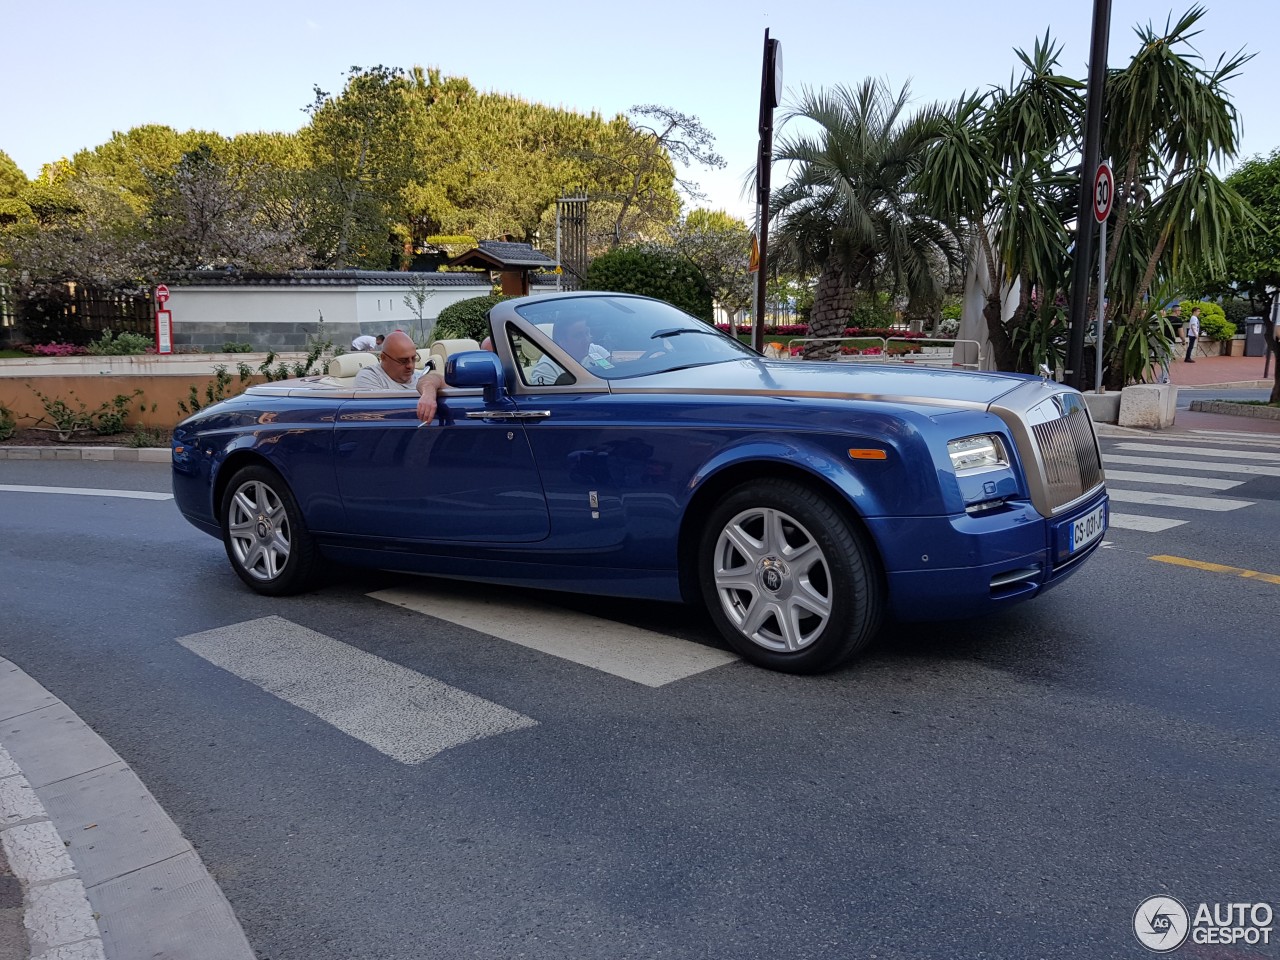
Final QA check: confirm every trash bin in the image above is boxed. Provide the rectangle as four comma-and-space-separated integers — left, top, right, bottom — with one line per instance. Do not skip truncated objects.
1245, 319, 1267, 357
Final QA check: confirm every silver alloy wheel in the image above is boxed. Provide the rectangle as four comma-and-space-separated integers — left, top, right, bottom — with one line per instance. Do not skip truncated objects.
227, 478, 292, 582
711, 505, 834, 652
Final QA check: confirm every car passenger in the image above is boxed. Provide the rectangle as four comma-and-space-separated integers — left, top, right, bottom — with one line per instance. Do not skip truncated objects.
527, 318, 611, 385
353, 330, 442, 423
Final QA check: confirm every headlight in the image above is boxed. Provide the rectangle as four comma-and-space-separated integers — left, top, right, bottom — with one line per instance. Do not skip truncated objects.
947, 434, 1008, 473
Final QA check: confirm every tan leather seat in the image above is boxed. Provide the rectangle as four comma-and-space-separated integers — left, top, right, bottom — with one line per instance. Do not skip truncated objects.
323, 352, 377, 386
427, 338, 481, 373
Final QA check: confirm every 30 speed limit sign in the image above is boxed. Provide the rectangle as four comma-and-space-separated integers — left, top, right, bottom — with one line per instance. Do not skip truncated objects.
1093, 162, 1114, 223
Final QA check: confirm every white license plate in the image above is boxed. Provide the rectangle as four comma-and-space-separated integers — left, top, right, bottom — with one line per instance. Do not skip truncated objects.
1070, 503, 1106, 553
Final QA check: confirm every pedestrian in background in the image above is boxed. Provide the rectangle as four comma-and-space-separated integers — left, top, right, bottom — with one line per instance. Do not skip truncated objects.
1167, 303, 1185, 344
1184, 306, 1201, 362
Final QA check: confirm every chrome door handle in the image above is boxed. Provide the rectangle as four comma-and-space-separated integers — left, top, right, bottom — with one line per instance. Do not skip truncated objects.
464, 410, 551, 420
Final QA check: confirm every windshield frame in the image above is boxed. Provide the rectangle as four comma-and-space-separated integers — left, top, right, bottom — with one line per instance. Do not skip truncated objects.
496, 293, 758, 386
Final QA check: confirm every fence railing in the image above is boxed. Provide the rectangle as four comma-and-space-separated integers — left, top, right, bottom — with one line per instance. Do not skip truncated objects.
784, 336, 985, 370
9, 283, 154, 344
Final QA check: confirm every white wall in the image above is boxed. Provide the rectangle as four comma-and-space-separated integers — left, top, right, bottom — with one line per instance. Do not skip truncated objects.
167, 286, 358, 326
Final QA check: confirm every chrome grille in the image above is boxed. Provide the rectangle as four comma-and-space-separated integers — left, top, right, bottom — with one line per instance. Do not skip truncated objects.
1031, 399, 1104, 509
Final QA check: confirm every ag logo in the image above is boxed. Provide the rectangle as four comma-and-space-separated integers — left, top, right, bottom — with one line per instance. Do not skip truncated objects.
1134, 896, 1190, 952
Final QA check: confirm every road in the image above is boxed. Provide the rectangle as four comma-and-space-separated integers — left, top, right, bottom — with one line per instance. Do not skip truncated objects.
1, 438, 1278, 960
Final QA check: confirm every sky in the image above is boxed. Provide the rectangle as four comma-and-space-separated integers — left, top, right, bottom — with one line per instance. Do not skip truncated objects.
3, 0, 1276, 228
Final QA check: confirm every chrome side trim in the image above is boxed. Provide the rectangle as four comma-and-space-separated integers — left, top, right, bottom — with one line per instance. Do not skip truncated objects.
607, 385, 991, 409
464, 410, 552, 420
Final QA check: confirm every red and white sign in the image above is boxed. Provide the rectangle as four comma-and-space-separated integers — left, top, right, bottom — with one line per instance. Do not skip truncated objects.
1093, 162, 1114, 223
155, 284, 170, 304
155, 309, 173, 355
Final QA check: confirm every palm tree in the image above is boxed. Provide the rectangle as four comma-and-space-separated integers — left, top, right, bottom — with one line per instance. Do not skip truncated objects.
918, 33, 1084, 372
1104, 5, 1253, 327
770, 80, 960, 357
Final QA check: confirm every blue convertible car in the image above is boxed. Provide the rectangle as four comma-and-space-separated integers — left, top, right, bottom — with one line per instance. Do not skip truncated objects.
173, 292, 1108, 673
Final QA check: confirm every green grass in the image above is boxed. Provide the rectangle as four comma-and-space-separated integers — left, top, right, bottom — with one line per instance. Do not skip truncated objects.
0, 350, 27, 358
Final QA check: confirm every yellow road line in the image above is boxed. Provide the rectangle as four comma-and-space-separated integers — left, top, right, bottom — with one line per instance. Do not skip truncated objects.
1151, 555, 1280, 586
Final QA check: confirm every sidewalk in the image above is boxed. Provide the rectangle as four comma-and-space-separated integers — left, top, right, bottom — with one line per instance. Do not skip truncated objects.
0, 659, 254, 960
1162, 350, 1280, 436
1163, 349, 1273, 389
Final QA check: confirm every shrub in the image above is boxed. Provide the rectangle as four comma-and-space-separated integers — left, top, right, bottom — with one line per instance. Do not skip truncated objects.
28, 388, 95, 439
937, 317, 961, 338
585, 245, 714, 321
25, 342, 89, 356
86, 329, 153, 355
848, 292, 896, 329
127, 425, 170, 448
27, 388, 142, 439
222, 341, 254, 353
435, 294, 511, 342
1181, 300, 1235, 339
177, 366, 234, 416
0, 403, 14, 441
1221, 299, 1253, 328
92, 391, 144, 435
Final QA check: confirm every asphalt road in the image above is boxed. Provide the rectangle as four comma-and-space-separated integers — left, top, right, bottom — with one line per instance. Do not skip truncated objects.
1, 448, 1277, 960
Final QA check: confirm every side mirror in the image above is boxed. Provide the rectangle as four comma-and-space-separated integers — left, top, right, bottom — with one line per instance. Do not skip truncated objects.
446, 351, 507, 404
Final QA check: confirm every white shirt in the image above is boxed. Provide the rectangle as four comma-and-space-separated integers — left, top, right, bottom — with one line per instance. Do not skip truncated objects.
354, 364, 423, 391
1186, 313, 1200, 337
351, 335, 379, 351
528, 343, 611, 385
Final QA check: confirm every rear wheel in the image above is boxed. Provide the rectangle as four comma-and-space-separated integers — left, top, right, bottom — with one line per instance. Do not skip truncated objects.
220, 464, 321, 595
698, 479, 882, 673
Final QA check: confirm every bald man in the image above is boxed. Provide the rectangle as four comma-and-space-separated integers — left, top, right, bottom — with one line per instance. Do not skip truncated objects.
353, 330, 442, 423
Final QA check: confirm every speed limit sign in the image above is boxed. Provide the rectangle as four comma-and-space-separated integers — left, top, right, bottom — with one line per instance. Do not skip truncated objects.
1093, 162, 1114, 223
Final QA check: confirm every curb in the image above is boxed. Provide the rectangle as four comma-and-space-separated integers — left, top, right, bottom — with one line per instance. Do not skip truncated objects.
1189, 399, 1280, 421
1181, 379, 1274, 390
0, 448, 169, 463
0, 659, 254, 960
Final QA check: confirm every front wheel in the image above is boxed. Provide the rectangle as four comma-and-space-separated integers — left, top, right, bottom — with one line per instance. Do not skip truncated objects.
220, 464, 321, 595
698, 479, 882, 673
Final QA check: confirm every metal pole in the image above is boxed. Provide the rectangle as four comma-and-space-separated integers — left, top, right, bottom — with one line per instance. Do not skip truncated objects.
750, 205, 761, 343
1065, 0, 1112, 388
754, 30, 779, 354
1267, 295, 1276, 380
555, 204, 562, 293
1094, 218, 1106, 393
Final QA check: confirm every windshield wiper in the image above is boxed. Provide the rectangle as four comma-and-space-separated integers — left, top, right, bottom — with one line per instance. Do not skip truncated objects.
650, 327, 720, 340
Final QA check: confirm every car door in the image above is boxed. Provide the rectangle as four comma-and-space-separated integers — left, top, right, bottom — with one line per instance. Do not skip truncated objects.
333, 391, 549, 543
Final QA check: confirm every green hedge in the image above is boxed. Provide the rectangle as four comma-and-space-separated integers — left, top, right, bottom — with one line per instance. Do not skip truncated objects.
434, 294, 510, 342
585, 246, 713, 321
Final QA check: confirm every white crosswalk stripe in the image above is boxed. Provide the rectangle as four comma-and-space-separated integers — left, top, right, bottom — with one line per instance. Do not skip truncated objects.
177, 616, 537, 763
371, 586, 737, 687
1101, 439, 1267, 536
1114, 442, 1280, 463
1106, 489, 1252, 511
1157, 431, 1280, 448
1103, 470, 1243, 490
1104, 454, 1280, 478
1107, 515, 1187, 532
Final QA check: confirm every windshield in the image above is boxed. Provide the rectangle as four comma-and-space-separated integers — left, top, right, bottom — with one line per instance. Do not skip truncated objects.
512, 295, 758, 381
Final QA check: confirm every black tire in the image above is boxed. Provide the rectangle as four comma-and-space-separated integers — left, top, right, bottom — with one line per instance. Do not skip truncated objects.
697, 478, 882, 673
219, 464, 322, 596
